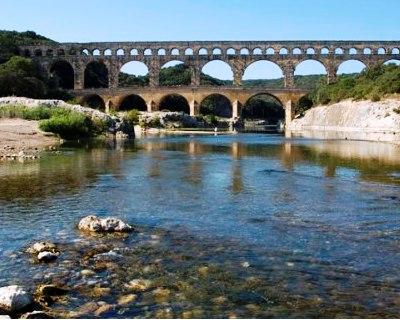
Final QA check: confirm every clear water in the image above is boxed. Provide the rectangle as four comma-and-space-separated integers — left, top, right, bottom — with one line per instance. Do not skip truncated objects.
1, 134, 400, 318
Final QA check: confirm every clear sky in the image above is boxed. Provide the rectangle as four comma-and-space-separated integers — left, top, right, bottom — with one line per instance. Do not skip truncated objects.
1, 0, 399, 78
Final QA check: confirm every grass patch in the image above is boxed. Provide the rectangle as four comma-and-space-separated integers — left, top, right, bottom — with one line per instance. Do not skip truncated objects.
39, 112, 92, 140
0, 104, 109, 139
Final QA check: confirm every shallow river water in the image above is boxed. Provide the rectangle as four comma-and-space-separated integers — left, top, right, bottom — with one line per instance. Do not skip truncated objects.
1, 134, 400, 318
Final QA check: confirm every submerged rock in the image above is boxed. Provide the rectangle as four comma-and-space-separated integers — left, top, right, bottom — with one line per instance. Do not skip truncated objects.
78, 215, 133, 233
124, 279, 152, 292
21, 311, 52, 319
0, 285, 32, 313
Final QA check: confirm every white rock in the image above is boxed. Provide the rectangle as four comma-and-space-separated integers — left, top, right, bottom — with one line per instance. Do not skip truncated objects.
78, 215, 133, 232
77, 215, 102, 232
27, 242, 57, 254
37, 251, 59, 262
0, 285, 32, 313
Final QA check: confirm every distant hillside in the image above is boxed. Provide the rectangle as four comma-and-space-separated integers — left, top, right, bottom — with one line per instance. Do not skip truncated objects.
0, 30, 55, 63
119, 64, 326, 90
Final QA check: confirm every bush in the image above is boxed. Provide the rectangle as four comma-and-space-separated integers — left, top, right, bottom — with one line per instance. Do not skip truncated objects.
124, 109, 140, 126
39, 112, 92, 140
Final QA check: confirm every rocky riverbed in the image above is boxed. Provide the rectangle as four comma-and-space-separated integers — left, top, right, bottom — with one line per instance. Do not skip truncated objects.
0, 119, 60, 161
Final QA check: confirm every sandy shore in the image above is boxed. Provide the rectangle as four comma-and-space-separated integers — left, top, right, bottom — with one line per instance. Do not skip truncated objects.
0, 119, 60, 159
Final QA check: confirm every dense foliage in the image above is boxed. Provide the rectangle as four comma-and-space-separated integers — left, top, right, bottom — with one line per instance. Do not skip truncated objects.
0, 30, 54, 63
0, 30, 72, 100
309, 64, 400, 105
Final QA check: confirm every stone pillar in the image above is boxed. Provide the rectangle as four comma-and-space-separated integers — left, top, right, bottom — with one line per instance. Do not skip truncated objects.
285, 100, 294, 138
190, 65, 201, 86
232, 61, 244, 86
148, 61, 160, 87
73, 62, 85, 90
326, 64, 337, 84
283, 65, 295, 88
108, 64, 119, 89
189, 99, 198, 116
147, 100, 155, 112
232, 100, 241, 119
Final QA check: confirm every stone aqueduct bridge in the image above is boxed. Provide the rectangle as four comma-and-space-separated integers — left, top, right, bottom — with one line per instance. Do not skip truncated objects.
20, 40, 400, 127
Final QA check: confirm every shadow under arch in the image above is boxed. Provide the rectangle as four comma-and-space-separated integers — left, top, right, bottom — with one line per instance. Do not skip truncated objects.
50, 60, 74, 90
159, 94, 190, 113
118, 94, 147, 111
160, 60, 191, 86
242, 92, 284, 125
199, 93, 232, 118
80, 94, 105, 112
84, 61, 109, 89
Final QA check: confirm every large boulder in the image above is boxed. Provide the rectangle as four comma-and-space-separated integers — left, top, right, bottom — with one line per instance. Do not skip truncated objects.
0, 286, 32, 313
78, 215, 133, 233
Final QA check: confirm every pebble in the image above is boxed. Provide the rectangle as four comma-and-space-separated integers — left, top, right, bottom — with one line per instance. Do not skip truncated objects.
117, 294, 136, 306
125, 279, 152, 292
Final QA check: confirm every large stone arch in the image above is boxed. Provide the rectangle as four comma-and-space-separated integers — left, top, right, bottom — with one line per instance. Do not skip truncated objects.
80, 94, 106, 111
242, 59, 284, 86
160, 60, 191, 86
336, 59, 367, 75
118, 60, 149, 87
199, 93, 233, 118
242, 92, 285, 124
158, 93, 190, 114
199, 59, 234, 81
117, 94, 147, 111
294, 59, 328, 87
84, 61, 109, 89
49, 60, 74, 90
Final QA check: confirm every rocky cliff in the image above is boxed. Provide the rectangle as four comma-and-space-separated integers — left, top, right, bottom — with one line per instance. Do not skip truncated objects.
290, 99, 400, 143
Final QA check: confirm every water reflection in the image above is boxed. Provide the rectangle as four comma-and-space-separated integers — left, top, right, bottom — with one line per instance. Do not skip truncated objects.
1, 134, 400, 318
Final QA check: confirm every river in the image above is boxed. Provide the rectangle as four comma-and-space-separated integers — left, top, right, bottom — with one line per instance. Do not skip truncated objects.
1, 134, 400, 318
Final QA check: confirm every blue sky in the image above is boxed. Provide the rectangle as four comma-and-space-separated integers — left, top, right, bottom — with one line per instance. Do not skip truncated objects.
1, 0, 399, 79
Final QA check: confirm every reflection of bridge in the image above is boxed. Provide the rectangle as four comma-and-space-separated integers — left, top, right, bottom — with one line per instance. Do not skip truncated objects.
19, 40, 400, 128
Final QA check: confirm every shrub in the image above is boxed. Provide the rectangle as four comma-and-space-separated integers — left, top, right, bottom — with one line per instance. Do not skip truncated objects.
124, 109, 140, 126
21, 105, 52, 120
204, 114, 219, 126
39, 112, 92, 140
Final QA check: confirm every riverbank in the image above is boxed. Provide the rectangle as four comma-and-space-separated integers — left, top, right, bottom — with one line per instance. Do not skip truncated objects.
290, 98, 400, 143
0, 119, 60, 160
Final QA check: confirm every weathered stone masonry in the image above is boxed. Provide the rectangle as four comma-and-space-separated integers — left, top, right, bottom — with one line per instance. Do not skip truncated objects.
18, 40, 400, 130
